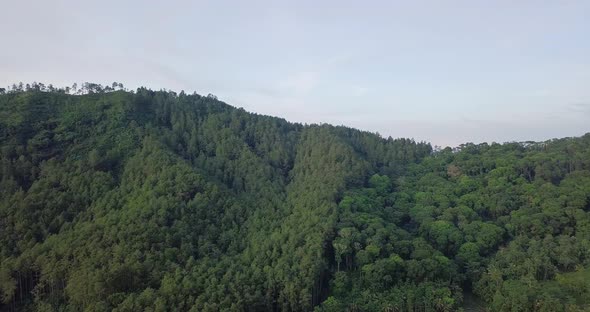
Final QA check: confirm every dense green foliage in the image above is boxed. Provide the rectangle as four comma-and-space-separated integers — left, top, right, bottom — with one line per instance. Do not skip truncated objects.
320, 140, 590, 312
0, 83, 589, 311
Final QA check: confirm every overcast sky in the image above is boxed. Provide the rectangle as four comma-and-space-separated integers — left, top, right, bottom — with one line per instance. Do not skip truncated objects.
1, 0, 589, 147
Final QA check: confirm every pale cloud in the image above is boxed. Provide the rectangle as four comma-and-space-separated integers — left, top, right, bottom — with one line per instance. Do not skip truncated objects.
351, 86, 368, 97
568, 103, 590, 116
278, 71, 320, 95
275, 53, 353, 96
325, 54, 353, 66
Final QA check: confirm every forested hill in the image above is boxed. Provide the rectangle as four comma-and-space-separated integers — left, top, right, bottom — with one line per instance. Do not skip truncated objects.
0, 84, 589, 312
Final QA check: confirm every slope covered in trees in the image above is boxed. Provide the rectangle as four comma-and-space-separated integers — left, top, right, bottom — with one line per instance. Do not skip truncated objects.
0, 83, 589, 311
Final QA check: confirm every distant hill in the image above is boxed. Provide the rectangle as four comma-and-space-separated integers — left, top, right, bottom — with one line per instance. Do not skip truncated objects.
1, 83, 589, 311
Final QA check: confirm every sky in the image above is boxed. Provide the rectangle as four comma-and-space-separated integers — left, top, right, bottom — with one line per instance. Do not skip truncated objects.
1, 0, 589, 147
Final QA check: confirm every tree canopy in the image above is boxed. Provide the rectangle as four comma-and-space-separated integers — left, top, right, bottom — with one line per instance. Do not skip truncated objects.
1, 83, 589, 311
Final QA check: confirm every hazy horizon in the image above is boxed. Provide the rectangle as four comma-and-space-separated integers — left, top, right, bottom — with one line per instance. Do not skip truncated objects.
1, 0, 589, 146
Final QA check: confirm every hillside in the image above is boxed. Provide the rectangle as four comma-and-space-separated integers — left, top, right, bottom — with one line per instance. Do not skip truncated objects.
1, 84, 589, 311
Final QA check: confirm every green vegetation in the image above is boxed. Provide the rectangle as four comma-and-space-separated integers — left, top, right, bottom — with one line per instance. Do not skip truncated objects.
1, 83, 589, 311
